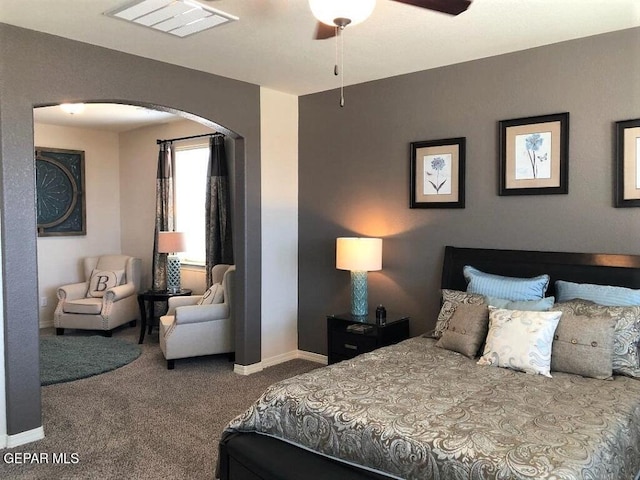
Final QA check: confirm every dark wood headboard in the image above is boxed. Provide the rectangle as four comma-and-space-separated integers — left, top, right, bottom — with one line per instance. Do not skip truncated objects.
441, 246, 640, 297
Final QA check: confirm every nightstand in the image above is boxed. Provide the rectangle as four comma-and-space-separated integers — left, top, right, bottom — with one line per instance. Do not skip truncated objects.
327, 313, 410, 365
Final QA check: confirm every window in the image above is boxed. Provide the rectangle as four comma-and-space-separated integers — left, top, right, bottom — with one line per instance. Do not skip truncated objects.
174, 145, 209, 265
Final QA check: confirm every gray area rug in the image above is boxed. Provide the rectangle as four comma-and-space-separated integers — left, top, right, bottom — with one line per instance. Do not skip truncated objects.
40, 335, 142, 386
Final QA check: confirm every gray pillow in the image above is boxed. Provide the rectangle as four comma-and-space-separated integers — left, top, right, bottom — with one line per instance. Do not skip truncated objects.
432, 289, 485, 339
436, 303, 489, 358
553, 300, 640, 378
551, 312, 617, 379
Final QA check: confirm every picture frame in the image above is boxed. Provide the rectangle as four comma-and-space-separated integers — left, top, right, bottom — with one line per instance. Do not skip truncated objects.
35, 147, 86, 236
498, 112, 569, 196
410, 137, 465, 209
615, 118, 640, 207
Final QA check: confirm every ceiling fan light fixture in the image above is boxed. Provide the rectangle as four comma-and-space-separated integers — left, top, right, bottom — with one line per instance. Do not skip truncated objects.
309, 0, 376, 27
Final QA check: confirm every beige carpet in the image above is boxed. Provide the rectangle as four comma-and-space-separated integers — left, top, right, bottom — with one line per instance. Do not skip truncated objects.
1, 326, 320, 479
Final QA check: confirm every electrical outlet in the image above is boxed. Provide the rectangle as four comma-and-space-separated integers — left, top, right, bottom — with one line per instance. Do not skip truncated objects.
40, 297, 47, 307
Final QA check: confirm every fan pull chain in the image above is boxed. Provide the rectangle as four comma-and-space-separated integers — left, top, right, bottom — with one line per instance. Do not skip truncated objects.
334, 26, 345, 107
334, 26, 339, 76
340, 28, 345, 107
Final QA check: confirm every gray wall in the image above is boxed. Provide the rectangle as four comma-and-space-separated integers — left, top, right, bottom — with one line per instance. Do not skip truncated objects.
0, 23, 262, 436
298, 27, 640, 354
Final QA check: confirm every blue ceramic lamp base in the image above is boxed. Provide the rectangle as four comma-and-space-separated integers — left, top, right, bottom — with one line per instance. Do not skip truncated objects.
350, 270, 368, 316
166, 254, 181, 293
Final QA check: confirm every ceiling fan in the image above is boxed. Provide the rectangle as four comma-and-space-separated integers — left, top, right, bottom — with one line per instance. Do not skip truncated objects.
310, 0, 473, 40
308, 0, 472, 106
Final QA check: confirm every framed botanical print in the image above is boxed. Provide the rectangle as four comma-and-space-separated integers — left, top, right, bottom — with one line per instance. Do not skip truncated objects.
499, 112, 569, 196
410, 137, 465, 209
615, 118, 640, 207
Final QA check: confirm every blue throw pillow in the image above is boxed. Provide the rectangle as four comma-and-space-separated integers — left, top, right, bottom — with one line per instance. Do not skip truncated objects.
485, 296, 555, 311
556, 280, 640, 306
463, 266, 549, 301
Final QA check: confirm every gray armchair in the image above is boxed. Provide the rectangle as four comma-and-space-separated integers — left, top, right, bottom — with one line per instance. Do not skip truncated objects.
54, 254, 141, 336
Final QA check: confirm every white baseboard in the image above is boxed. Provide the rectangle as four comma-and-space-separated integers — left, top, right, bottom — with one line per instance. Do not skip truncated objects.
39, 319, 54, 329
2, 426, 45, 449
296, 350, 328, 365
233, 350, 328, 376
261, 350, 299, 369
233, 362, 264, 375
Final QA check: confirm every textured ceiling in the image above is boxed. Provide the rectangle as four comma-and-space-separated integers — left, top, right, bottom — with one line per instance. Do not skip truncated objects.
2, 0, 639, 96
33, 104, 181, 132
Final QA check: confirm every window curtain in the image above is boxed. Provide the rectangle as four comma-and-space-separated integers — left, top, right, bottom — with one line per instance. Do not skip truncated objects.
205, 134, 233, 287
152, 141, 175, 292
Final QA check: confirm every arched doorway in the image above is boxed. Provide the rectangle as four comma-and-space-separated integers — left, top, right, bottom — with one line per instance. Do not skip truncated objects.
33, 101, 247, 359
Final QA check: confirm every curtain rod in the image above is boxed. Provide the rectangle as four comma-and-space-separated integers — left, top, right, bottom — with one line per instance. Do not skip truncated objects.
156, 132, 223, 145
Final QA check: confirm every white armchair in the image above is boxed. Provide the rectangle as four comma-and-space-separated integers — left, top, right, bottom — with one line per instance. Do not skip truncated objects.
54, 255, 141, 336
160, 264, 235, 369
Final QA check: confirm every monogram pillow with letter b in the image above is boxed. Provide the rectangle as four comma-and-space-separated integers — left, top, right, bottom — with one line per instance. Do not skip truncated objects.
87, 269, 124, 298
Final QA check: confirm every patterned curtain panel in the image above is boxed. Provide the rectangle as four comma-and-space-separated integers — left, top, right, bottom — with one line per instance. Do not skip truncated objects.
205, 134, 234, 287
152, 142, 175, 292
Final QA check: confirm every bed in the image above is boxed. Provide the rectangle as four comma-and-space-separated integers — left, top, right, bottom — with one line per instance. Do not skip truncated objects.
218, 246, 640, 480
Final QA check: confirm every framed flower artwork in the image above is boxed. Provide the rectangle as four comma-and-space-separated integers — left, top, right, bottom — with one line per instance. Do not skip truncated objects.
410, 137, 465, 209
614, 118, 640, 207
498, 112, 569, 196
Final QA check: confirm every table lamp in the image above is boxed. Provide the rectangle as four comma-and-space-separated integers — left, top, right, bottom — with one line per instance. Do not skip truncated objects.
158, 231, 186, 293
336, 237, 382, 317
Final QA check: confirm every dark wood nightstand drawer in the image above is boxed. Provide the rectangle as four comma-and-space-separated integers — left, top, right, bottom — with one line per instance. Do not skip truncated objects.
330, 331, 377, 358
327, 314, 410, 365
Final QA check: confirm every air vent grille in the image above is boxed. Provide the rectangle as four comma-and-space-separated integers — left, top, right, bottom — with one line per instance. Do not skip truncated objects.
106, 0, 238, 38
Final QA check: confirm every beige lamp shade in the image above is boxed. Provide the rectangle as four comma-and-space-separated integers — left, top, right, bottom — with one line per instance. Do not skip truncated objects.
158, 231, 186, 254
336, 237, 382, 272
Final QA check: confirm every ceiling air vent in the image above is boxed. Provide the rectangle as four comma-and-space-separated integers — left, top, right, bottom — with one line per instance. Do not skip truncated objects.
105, 0, 238, 38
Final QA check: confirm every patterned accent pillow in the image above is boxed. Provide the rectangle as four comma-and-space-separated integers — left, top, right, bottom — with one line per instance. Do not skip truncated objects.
553, 300, 640, 378
551, 311, 616, 379
436, 303, 489, 358
432, 289, 485, 339
86, 269, 124, 298
463, 265, 549, 301
556, 280, 640, 306
197, 283, 223, 305
478, 308, 562, 377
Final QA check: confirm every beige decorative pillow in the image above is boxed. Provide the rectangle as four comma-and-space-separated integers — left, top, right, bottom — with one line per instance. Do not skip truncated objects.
436, 303, 489, 358
553, 299, 640, 378
86, 269, 124, 298
478, 308, 562, 377
551, 312, 616, 379
432, 289, 485, 339
197, 283, 223, 305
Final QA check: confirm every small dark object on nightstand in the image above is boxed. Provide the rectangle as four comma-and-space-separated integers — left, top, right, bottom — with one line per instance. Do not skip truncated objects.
375, 304, 386, 325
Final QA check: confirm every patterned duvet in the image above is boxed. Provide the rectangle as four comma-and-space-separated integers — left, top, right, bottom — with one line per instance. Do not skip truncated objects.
224, 337, 640, 479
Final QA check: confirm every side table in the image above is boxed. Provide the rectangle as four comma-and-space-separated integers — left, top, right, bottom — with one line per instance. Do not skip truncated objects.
327, 313, 410, 365
137, 289, 192, 344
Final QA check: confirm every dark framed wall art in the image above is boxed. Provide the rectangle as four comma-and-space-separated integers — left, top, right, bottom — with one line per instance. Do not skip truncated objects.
499, 112, 569, 196
410, 137, 465, 209
615, 118, 640, 207
35, 147, 86, 236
